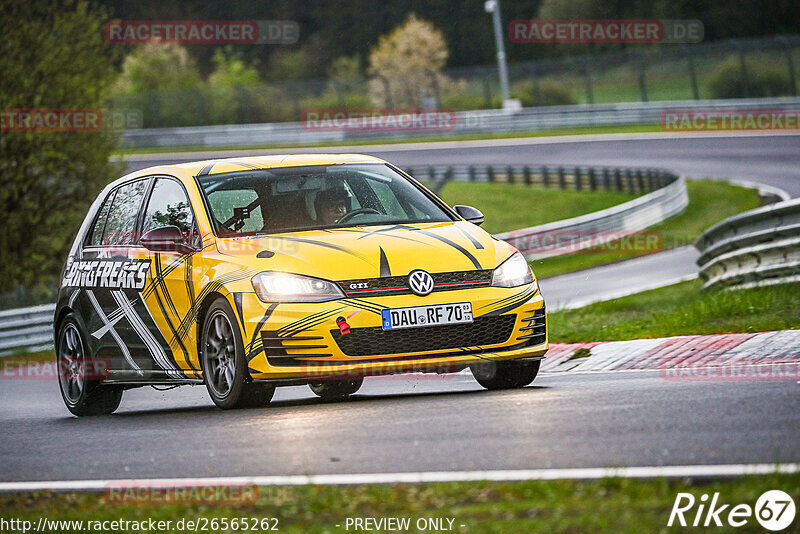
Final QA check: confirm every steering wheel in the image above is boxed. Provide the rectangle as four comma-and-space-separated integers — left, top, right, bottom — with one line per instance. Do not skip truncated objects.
337, 207, 381, 224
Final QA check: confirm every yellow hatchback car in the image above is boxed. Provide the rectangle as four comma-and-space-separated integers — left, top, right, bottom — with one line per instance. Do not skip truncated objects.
54, 155, 547, 415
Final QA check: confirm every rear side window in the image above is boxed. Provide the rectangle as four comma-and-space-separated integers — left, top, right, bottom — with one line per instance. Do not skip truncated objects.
87, 191, 115, 247
101, 180, 148, 246
142, 178, 200, 246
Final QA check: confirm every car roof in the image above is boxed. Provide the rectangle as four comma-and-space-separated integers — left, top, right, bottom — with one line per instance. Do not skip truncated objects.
144, 153, 388, 179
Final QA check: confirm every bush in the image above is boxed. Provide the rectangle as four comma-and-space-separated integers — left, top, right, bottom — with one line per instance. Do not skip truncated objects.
512, 78, 578, 107
706, 58, 793, 99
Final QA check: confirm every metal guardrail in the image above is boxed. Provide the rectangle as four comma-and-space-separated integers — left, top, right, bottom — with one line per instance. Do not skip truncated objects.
121, 97, 800, 149
695, 198, 800, 289
0, 304, 56, 356
0, 163, 686, 356
496, 170, 687, 259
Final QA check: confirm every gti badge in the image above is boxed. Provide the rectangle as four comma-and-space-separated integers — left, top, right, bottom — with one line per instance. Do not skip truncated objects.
408, 269, 434, 296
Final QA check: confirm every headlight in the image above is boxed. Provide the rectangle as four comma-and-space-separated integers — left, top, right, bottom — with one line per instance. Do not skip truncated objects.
492, 251, 536, 289
251, 272, 344, 303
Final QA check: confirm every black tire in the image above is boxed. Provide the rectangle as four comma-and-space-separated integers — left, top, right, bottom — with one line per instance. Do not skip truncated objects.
201, 298, 275, 409
470, 359, 540, 390
309, 378, 363, 400
57, 314, 123, 416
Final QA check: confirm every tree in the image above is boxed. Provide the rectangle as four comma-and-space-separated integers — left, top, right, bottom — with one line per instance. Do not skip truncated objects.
112, 43, 203, 126
0, 0, 122, 300
368, 14, 449, 108
207, 48, 262, 124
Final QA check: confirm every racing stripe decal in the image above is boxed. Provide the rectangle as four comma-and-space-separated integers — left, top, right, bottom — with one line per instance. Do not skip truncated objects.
411, 229, 483, 270
379, 247, 391, 277
264, 235, 371, 263
277, 307, 346, 338
85, 290, 142, 374
196, 163, 215, 177
245, 303, 278, 363
117, 291, 183, 378
232, 292, 245, 329
455, 225, 485, 250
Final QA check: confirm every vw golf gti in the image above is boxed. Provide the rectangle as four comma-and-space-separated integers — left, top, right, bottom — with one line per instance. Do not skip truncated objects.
54, 154, 548, 415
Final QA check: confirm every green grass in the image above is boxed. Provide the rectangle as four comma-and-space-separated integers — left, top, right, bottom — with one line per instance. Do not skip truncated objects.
532, 180, 761, 279
549, 280, 800, 343
116, 123, 661, 155
438, 182, 637, 235
1, 474, 797, 533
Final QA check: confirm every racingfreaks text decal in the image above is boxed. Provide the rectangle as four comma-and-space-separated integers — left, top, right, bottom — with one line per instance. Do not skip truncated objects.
63, 259, 151, 290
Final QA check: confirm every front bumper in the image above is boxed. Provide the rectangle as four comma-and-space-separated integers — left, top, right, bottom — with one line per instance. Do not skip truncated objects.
241, 283, 547, 380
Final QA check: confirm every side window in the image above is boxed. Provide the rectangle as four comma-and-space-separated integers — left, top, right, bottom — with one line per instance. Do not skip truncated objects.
366, 179, 406, 217
142, 178, 198, 245
206, 189, 263, 233
102, 180, 148, 246
87, 190, 116, 247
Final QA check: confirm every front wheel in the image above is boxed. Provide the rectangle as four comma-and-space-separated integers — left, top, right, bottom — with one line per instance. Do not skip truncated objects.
470, 359, 540, 390
201, 298, 275, 409
57, 315, 123, 416
309, 378, 363, 400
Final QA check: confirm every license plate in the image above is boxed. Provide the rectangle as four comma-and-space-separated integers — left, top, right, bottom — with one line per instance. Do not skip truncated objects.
381, 302, 473, 330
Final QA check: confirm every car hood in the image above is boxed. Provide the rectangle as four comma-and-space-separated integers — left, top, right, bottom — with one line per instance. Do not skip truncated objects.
215, 221, 517, 280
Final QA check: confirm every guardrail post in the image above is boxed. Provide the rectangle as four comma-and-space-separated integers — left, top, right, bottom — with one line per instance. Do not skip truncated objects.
428, 166, 435, 184
579, 57, 594, 105
631, 51, 648, 102
625, 168, 635, 193
614, 168, 623, 192
636, 169, 645, 193
557, 167, 566, 190
776, 36, 798, 96
588, 168, 597, 191
574, 167, 583, 191
523, 165, 532, 186
506, 165, 514, 183
543, 167, 550, 188
731, 40, 750, 98
680, 45, 700, 100
487, 166, 495, 183
468, 165, 476, 182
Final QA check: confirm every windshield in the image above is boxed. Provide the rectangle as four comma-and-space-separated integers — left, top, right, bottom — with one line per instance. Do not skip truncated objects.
196, 163, 455, 236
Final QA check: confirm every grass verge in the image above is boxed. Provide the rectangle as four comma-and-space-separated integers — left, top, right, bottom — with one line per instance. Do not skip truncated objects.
438, 182, 637, 235
549, 279, 800, 343
1, 474, 797, 533
532, 180, 761, 279
116, 123, 661, 156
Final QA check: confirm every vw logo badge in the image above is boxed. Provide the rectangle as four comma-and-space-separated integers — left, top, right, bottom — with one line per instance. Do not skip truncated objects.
408, 269, 434, 296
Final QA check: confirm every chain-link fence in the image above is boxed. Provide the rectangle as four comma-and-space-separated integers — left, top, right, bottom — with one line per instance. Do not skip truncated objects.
111, 35, 800, 129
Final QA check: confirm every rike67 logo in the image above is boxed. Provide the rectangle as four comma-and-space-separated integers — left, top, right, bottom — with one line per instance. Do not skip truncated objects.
669, 490, 796, 531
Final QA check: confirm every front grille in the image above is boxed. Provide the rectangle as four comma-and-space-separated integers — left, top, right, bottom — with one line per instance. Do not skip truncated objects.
332, 314, 517, 357
339, 270, 492, 297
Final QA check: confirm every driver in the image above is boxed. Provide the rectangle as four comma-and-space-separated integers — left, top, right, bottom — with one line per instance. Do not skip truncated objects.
315, 186, 351, 225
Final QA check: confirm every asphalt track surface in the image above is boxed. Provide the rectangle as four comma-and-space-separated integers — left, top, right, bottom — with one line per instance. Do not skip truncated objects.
2, 132, 798, 484
1, 370, 798, 482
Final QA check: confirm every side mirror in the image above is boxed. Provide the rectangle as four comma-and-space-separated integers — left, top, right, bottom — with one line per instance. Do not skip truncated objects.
141, 226, 194, 255
454, 205, 485, 226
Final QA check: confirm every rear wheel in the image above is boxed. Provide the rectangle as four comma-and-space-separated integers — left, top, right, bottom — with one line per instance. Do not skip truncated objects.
471, 359, 540, 390
57, 315, 123, 416
309, 378, 363, 400
201, 298, 275, 409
